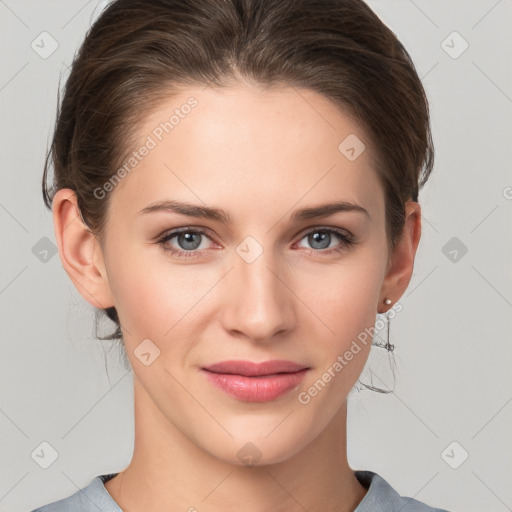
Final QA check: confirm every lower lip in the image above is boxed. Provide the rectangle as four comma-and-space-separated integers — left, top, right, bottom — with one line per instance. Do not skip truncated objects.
202, 369, 308, 402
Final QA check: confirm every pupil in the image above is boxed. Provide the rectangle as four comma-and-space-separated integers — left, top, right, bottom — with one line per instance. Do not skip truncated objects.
310, 231, 330, 249
180, 232, 201, 250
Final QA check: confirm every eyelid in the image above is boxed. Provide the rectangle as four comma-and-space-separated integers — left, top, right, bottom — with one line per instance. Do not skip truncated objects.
295, 224, 353, 240
157, 225, 215, 239
157, 226, 218, 246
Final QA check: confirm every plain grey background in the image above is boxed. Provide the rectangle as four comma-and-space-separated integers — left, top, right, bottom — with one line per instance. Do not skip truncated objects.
1, 1, 511, 511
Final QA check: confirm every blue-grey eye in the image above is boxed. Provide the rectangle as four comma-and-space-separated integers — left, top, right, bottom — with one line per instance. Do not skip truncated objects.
307, 231, 332, 250
175, 231, 203, 250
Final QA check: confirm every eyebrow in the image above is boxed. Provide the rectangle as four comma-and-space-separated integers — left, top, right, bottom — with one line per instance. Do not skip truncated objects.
138, 199, 370, 223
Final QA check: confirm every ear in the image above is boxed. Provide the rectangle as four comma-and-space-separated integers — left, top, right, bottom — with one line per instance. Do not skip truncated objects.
52, 188, 115, 310
379, 200, 422, 313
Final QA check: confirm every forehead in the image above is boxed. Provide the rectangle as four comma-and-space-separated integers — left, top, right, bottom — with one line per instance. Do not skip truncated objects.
108, 83, 383, 223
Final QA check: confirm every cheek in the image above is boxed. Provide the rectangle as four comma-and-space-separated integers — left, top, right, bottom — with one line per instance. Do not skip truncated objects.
104, 246, 171, 339
302, 254, 384, 340
105, 245, 220, 348
295, 250, 385, 394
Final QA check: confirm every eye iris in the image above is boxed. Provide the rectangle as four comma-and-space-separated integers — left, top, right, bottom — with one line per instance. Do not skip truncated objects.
178, 232, 202, 250
309, 231, 331, 250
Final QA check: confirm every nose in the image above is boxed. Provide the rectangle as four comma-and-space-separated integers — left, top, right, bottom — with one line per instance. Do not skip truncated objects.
220, 247, 295, 343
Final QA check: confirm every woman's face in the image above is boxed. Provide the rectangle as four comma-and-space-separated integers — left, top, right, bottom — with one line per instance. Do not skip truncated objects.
92, 83, 393, 465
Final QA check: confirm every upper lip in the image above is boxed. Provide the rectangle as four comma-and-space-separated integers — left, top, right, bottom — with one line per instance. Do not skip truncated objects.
202, 360, 309, 377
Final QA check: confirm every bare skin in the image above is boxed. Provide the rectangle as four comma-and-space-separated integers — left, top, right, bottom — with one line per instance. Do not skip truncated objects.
52, 81, 421, 512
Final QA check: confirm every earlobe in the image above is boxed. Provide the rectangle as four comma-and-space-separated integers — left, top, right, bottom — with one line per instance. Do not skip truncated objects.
379, 200, 422, 311
52, 188, 115, 310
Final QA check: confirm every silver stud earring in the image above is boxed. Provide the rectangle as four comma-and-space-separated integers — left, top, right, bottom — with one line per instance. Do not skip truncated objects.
384, 298, 392, 305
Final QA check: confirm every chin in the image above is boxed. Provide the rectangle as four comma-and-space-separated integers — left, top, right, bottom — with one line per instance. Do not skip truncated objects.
195, 425, 314, 468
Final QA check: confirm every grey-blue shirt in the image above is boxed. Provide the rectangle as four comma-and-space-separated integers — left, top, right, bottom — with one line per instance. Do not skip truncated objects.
30, 470, 452, 511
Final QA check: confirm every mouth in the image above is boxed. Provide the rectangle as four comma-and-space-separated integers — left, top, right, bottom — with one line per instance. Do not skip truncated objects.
201, 360, 310, 402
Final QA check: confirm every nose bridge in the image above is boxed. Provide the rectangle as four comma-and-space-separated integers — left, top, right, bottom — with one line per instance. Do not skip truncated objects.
223, 237, 292, 341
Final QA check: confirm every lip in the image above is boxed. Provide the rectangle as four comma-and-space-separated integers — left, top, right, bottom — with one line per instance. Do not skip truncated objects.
201, 360, 309, 402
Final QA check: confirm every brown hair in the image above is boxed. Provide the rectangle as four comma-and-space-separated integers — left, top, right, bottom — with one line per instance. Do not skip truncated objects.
42, 0, 434, 343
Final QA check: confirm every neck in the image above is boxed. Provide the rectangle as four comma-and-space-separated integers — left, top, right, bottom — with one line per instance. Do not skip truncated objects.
105, 377, 367, 512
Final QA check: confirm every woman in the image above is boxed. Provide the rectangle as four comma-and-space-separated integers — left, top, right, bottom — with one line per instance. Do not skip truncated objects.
32, 0, 452, 510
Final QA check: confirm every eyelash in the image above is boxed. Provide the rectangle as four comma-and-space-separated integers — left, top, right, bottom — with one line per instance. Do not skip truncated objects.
156, 226, 355, 259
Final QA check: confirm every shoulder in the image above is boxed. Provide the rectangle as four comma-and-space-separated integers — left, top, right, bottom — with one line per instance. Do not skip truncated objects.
354, 470, 453, 512
29, 473, 121, 512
